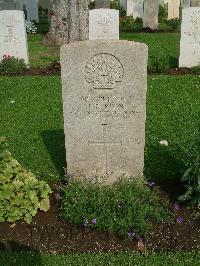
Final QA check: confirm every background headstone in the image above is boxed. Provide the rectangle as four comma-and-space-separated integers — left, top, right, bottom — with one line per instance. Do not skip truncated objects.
25, 0, 39, 22
95, 0, 110, 8
181, 0, 191, 8
61, 40, 148, 182
167, 0, 181, 20
0, 10, 29, 64
133, 0, 144, 19
127, 0, 134, 16
89, 9, 119, 40
179, 7, 200, 67
191, 0, 200, 6
143, 0, 159, 30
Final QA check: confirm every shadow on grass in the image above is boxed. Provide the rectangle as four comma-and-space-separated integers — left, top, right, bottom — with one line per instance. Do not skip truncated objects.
0, 241, 42, 266
144, 143, 188, 201
42, 129, 66, 178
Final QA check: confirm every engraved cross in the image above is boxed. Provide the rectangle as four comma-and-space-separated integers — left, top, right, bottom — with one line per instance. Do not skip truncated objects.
88, 119, 122, 176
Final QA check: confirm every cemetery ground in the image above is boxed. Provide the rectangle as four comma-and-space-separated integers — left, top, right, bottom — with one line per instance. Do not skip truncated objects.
0, 34, 200, 263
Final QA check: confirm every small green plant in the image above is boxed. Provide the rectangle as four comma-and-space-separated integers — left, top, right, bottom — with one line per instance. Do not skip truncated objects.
0, 55, 27, 75
60, 178, 171, 238
178, 156, 200, 206
158, 4, 167, 22
119, 16, 136, 32
0, 137, 52, 224
148, 46, 170, 73
166, 18, 180, 31
191, 66, 200, 75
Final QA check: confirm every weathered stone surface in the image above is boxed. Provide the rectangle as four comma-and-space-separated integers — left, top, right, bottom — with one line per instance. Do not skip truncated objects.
89, 9, 119, 40
95, 0, 110, 8
133, 0, 144, 19
191, 0, 200, 6
167, 0, 180, 20
127, 0, 134, 16
143, 0, 159, 30
61, 40, 148, 182
0, 10, 29, 64
179, 7, 200, 67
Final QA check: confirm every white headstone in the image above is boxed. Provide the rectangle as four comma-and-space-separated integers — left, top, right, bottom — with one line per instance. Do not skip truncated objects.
143, 0, 159, 30
0, 10, 29, 64
167, 0, 181, 20
127, 0, 134, 16
133, 0, 144, 19
26, 0, 39, 22
61, 40, 148, 182
89, 9, 119, 40
179, 7, 200, 67
181, 0, 191, 8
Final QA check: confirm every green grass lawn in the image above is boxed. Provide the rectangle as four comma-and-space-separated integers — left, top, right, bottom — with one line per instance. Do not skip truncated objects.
28, 34, 59, 68
0, 75, 199, 181
120, 32, 180, 69
28, 32, 180, 69
0, 251, 200, 266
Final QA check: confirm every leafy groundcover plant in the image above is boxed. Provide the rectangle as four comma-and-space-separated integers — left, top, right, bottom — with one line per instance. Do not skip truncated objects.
0, 55, 27, 75
0, 137, 52, 224
60, 178, 172, 238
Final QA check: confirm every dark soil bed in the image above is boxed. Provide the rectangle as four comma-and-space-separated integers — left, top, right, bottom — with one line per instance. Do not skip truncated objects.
0, 62, 61, 77
0, 182, 199, 254
0, 62, 197, 77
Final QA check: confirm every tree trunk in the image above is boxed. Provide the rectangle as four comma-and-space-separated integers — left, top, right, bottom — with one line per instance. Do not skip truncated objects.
44, 0, 89, 46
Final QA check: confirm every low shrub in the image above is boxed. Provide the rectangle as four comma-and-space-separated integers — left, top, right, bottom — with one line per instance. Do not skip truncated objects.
119, 16, 135, 32
191, 66, 200, 75
166, 18, 180, 31
60, 178, 172, 238
148, 45, 170, 73
0, 55, 27, 74
0, 137, 52, 224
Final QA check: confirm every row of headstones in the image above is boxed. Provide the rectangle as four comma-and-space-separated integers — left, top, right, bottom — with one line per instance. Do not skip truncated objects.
0, 4, 199, 68
0, 0, 53, 22
123, 0, 200, 20
89, 5, 200, 68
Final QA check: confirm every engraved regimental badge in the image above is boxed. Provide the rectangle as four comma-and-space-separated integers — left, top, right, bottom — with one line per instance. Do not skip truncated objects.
85, 53, 124, 89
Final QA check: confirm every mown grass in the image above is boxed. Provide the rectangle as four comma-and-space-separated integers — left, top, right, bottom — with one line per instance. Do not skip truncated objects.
0, 251, 200, 266
28, 34, 59, 68
120, 32, 180, 69
27, 33, 180, 69
0, 75, 199, 181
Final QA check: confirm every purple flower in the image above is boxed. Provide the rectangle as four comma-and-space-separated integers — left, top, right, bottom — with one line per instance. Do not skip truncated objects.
92, 218, 96, 224
128, 232, 135, 238
176, 216, 184, 224
138, 237, 144, 241
172, 203, 180, 212
147, 181, 155, 188
83, 219, 88, 227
